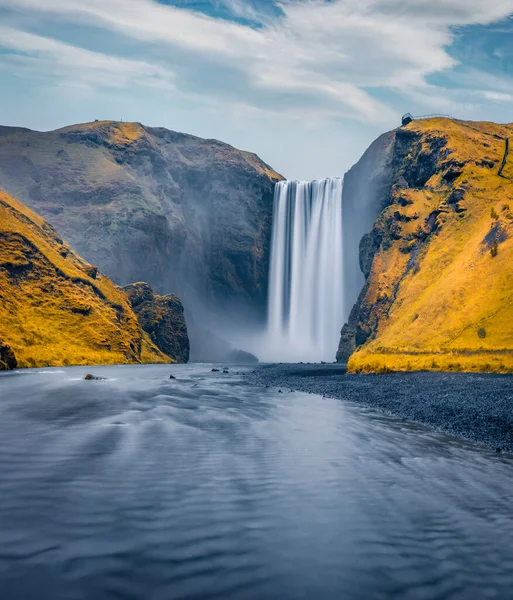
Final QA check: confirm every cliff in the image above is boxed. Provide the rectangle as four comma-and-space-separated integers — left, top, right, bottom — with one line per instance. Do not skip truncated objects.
122, 282, 189, 364
338, 118, 513, 373
0, 121, 283, 356
341, 131, 396, 315
0, 190, 169, 369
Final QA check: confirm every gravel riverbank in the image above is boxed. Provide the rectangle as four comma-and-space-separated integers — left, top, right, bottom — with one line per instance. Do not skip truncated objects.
245, 364, 513, 453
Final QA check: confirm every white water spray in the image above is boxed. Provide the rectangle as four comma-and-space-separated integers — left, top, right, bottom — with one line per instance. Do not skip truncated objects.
263, 178, 344, 363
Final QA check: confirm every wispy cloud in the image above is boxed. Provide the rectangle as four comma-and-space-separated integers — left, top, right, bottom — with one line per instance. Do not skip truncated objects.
0, 0, 513, 128
0, 25, 176, 91
482, 90, 513, 102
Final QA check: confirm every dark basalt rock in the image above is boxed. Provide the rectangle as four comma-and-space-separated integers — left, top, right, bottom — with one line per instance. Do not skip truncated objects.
447, 188, 465, 206
442, 167, 463, 182
397, 195, 414, 207
0, 342, 17, 370
86, 266, 99, 280
122, 282, 189, 363
394, 175, 409, 190
395, 130, 448, 188
482, 223, 508, 251
359, 230, 381, 279
476, 159, 496, 169
84, 374, 106, 380
337, 283, 370, 363
425, 210, 443, 234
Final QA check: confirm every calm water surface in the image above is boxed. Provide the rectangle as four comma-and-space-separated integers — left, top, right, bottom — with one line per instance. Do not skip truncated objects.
0, 364, 512, 600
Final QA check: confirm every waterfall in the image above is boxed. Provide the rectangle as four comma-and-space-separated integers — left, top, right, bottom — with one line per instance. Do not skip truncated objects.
264, 178, 344, 363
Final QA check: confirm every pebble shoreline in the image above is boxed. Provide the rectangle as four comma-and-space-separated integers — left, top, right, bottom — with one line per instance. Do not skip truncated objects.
245, 364, 513, 453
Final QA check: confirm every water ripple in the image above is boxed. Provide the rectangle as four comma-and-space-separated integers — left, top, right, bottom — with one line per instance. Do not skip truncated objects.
0, 364, 512, 599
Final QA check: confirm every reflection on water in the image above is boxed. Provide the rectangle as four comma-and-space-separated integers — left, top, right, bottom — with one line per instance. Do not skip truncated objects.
0, 364, 512, 600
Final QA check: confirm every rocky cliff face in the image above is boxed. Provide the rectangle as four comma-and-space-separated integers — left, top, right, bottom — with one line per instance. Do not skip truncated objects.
0, 121, 283, 357
341, 131, 396, 316
0, 190, 169, 368
339, 118, 513, 373
122, 282, 189, 364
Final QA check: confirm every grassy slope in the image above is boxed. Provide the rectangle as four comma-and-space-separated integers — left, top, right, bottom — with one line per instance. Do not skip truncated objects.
0, 190, 169, 368
349, 118, 513, 373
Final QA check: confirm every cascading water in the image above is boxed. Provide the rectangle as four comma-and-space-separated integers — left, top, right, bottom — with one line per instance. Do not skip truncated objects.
264, 177, 344, 362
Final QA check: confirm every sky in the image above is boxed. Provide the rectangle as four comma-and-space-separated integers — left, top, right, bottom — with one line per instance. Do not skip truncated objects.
1, 0, 513, 179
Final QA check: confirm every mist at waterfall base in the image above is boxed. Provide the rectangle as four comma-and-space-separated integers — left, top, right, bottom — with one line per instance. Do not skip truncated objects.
254, 178, 345, 363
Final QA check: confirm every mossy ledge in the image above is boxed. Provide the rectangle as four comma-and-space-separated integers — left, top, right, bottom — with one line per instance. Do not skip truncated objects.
338, 118, 513, 373
0, 190, 170, 368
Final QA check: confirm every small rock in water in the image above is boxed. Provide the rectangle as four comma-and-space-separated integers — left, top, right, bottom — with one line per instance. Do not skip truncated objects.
169, 375, 176, 379
211, 368, 220, 372
496, 447, 503, 454
223, 369, 229, 374
84, 374, 105, 381
278, 389, 283, 393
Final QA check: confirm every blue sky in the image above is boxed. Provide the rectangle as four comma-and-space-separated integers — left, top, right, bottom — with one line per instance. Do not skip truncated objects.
1, 0, 513, 179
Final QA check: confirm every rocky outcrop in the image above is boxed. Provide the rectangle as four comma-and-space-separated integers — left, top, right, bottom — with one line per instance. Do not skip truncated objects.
122, 282, 189, 363
339, 118, 513, 373
0, 341, 17, 370
0, 190, 169, 368
0, 121, 283, 357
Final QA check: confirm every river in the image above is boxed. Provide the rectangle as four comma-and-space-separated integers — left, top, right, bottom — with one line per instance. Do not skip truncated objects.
0, 364, 512, 599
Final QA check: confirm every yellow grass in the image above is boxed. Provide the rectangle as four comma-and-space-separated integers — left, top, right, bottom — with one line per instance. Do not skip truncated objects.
349, 118, 513, 373
0, 190, 169, 368
241, 151, 284, 181
60, 120, 144, 142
